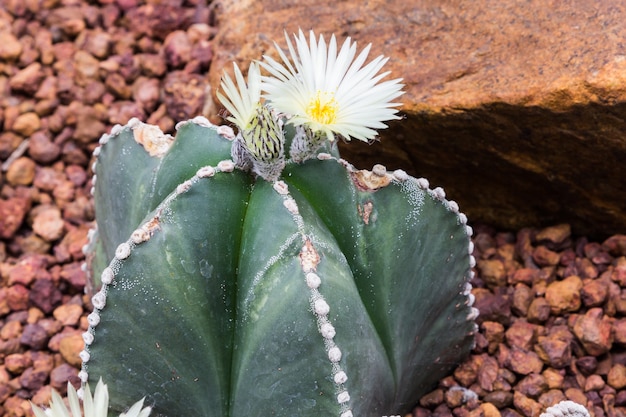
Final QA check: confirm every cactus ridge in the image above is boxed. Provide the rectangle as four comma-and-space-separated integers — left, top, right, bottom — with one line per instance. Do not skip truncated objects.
80, 156, 237, 385
84, 117, 479, 417
271, 179, 354, 416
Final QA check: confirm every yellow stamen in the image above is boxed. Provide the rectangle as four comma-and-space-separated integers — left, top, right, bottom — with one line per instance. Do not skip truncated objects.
306, 91, 338, 125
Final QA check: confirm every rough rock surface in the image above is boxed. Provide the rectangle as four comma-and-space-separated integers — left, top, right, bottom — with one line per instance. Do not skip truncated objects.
209, 0, 626, 238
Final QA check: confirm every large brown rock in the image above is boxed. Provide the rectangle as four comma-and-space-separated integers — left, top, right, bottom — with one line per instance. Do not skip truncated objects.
209, 0, 626, 237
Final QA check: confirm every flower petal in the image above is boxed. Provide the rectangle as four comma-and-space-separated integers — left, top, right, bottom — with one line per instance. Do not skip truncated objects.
261, 29, 404, 142
93, 378, 110, 417
119, 397, 151, 417
67, 382, 82, 417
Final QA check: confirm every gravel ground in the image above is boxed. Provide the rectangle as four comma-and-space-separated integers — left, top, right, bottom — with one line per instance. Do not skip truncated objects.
2, 1, 626, 417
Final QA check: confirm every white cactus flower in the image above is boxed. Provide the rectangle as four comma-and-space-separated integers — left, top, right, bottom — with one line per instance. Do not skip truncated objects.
261, 29, 404, 143
30, 378, 151, 417
216, 61, 263, 132
217, 61, 285, 178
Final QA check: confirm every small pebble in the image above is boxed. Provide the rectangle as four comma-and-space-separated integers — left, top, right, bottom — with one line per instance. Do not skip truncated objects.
545, 276, 583, 314
608, 364, 626, 390
32, 206, 65, 242
12, 112, 41, 136
571, 308, 614, 356
59, 333, 84, 368
536, 224, 571, 246
6, 157, 36, 186
53, 304, 83, 327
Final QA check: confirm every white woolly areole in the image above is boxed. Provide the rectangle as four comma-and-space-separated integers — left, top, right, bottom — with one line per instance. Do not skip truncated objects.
467, 292, 476, 307
467, 307, 480, 321
432, 186, 446, 200
176, 180, 193, 194
115, 242, 131, 260
216, 125, 236, 140
217, 160, 235, 172
334, 371, 348, 384
92, 291, 107, 310
416, 178, 429, 189
78, 370, 89, 383
314, 298, 330, 316
306, 272, 321, 289
127, 117, 141, 128
98, 133, 110, 145
393, 169, 408, 181
340, 411, 353, 417
320, 322, 336, 339
101, 267, 114, 284
110, 124, 123, 136
131, 228, 150, 245
273, 180, 289, 195
82, 331, 94, 345
190, 115, 214, 127
463, 282, 472, 296
337, 391, 350, 404
317, 152, 333, 160
372, 164, 387, 177
197, 166, 216, 178
328, 346, 342, 363
79, 350, 90, 362
87, 312, 100, 326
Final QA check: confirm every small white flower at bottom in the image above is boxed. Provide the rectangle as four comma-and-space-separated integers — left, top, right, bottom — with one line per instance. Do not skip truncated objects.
540, 400, 590, 417
30, 378, 152, 417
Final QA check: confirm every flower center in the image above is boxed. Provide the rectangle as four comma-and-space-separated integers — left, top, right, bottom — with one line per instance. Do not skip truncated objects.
306, 91, 338, 125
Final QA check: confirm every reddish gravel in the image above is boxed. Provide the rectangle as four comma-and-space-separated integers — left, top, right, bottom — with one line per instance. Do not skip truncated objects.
414, 225, 626, 417
1, 1, 215, 415
1, 1, 626, 417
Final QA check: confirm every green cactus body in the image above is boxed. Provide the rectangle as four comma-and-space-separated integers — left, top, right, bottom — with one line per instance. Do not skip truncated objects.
82, 117, 478, 417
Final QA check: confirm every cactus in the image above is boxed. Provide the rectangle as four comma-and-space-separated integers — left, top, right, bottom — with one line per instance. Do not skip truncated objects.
81, 30, 478, 417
